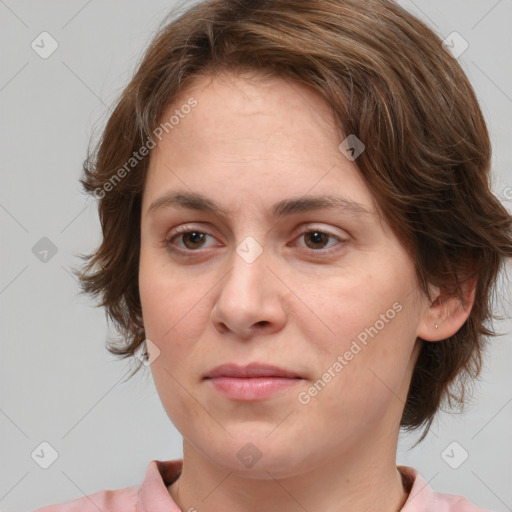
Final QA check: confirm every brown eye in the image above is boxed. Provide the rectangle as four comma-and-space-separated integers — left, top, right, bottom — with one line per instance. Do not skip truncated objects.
165, 229, 218, 252
180, 231, 207, 250
296, 229, 343, 252
303, 231, 331, 250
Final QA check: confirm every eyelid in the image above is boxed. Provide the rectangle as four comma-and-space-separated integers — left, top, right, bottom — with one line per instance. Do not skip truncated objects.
290, 223, 348, 241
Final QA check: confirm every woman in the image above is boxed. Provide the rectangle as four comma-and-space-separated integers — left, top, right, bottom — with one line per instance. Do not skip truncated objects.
34, 0, 512, 510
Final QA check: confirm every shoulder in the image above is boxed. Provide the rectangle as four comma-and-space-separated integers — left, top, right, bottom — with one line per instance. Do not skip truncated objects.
30, 458, 183, 512
399, 466, 492, 512
31, 485, 138, 512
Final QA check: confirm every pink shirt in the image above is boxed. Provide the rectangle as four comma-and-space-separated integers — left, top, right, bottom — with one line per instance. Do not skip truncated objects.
32, 459, 490, 511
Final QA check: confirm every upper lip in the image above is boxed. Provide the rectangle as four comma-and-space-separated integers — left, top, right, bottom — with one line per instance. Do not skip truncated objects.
205, 363, 302, 379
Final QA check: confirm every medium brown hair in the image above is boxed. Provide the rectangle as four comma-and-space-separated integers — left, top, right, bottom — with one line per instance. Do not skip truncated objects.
75, 0, 512, 440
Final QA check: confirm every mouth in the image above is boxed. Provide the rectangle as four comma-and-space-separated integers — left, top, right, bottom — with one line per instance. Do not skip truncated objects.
204, 362, 303, 401
204, 362, 302, 379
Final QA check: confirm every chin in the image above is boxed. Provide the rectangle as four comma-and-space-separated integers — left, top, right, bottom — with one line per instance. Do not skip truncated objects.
199, 437, 319, 479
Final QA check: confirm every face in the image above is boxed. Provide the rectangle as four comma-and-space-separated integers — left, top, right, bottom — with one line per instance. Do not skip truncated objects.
139, 71, 430, 478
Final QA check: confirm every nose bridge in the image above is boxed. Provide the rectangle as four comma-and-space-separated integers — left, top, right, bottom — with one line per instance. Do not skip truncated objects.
211, 234, 285, 336
224, 235, 268, 305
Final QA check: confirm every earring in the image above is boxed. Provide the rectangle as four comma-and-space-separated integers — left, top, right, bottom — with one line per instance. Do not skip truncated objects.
435, 324, 439, 329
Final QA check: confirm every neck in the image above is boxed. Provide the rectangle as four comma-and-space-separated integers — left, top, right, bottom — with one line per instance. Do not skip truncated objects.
168, 432, 408, 512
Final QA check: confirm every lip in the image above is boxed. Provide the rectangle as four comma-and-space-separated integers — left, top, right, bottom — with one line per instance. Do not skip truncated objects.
207, 377, 301, 401
204, 362, 302, 379
204, 363, 303, 401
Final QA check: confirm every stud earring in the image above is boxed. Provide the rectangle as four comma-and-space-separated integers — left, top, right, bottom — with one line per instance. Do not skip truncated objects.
435, 324, 439, 329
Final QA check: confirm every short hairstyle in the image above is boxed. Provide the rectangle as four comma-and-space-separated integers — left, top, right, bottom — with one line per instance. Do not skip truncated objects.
75, 0, 512, 440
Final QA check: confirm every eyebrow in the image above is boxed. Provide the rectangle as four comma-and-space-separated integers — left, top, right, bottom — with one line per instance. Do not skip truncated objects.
146, 190, 372, 218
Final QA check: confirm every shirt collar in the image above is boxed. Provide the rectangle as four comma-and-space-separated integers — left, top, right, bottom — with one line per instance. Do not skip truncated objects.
137, 459, 183, 512
398, 465, 437, 510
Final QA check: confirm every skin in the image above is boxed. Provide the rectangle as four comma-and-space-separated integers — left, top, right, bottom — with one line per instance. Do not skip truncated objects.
138, 71, 475, 512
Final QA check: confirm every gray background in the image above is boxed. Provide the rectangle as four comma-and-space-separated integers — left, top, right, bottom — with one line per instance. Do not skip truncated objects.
0, 1, 511, 511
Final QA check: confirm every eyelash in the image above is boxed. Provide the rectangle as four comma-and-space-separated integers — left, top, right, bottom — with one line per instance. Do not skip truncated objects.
163, 225, 346, 256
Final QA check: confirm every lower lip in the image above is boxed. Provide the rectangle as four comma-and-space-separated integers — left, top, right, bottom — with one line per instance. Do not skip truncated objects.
207, 377, 302, 401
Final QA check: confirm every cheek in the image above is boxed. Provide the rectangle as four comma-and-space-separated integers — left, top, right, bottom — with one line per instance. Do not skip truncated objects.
303, 266, 418, 409
308, 267, 407, 348
139, 259, 212, 429
139, 248, 205, 341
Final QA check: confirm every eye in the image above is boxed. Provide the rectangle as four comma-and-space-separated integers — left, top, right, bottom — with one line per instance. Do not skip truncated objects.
163, 225, 346, 256
291, 227, 345, 253
165, 227, 219, 252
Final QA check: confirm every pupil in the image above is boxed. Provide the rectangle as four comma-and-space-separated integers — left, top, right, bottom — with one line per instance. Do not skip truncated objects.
307, 231, 326, 248
186, 232, 204, 248
311, 232, 322, 243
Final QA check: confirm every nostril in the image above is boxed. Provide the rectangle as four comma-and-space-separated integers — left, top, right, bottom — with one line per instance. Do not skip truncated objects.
256, 321, 269, 327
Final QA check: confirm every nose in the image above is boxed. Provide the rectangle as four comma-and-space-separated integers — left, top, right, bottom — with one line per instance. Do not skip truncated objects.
210, 244, 287, 339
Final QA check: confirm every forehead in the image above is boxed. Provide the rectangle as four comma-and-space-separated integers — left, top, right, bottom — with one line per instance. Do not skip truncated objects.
154, 71, 341, 161
142, 71, 378, 220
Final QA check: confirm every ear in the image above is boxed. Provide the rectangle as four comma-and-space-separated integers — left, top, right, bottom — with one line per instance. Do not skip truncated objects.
416, 275, 477, 342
